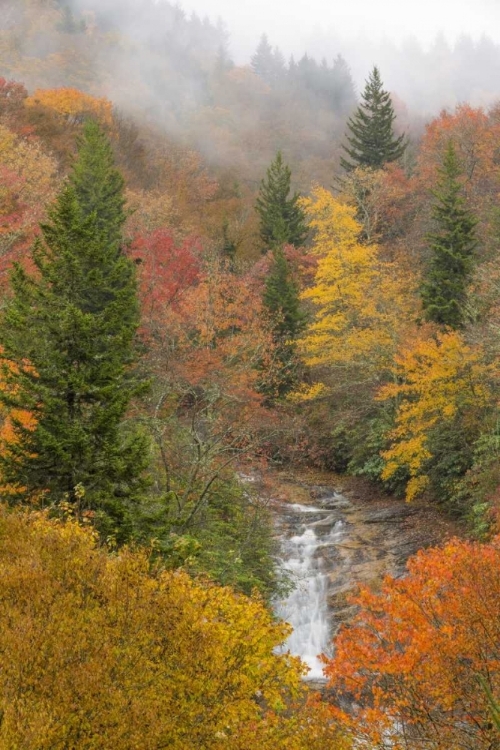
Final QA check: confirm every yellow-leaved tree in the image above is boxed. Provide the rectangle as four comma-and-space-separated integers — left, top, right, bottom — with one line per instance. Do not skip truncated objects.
299, 188, 413, 384
378, 329, 493, 500
0, 507, 347, 750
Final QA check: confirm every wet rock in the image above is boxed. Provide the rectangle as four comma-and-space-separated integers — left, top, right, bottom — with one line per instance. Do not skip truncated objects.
358, 505, 417, 523
271, 471, 460, 680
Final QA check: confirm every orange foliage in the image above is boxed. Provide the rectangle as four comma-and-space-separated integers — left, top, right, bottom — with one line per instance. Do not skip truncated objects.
25, 87, 113, 127
325, 537, 500, 750
0, 356, 36, 496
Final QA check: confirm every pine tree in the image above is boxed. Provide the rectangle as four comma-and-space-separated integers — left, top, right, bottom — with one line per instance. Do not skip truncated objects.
255, 151, 308, 252
421, 140, 477, 329
260, 247, 306, 400
0, 121, 148, 539
341, 66, 407, 171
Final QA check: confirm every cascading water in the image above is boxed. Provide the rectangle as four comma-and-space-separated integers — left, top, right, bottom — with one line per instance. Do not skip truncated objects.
274, 503, 345, 680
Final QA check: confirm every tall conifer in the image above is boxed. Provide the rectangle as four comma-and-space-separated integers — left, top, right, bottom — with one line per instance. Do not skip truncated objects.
260, 247, 305, 400
421, 141, 477, 328
255, 151, 308, 252
0, 121, 148, 539
341, 66, 407, 171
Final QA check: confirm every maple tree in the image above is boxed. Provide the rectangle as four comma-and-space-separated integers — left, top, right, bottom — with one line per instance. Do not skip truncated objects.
325, 537, 500, 750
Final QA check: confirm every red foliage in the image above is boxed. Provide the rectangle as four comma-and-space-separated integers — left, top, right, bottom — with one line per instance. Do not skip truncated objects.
129, 229, 201, 332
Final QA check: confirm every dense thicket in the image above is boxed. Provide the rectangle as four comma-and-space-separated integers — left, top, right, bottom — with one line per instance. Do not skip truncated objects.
0, 507, 347, 749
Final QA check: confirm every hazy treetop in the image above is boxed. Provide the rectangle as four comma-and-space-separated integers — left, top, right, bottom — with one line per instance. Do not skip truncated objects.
181, 0, 500, 61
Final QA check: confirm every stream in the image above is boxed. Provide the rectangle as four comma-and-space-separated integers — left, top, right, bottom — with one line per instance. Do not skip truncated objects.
270, 475, 456, 681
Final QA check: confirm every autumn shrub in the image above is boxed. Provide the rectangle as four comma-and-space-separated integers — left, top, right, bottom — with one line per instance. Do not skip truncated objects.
325, 537, 500, 750
0, 506, 347, 750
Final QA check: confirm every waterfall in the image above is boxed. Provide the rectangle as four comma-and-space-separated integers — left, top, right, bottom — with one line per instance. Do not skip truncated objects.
275, 503, 345, 680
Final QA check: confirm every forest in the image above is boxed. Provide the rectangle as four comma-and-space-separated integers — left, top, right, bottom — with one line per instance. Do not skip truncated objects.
0, 0, 499, 747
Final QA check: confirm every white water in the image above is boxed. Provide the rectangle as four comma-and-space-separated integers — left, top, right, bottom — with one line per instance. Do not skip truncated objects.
275, 505, 345, 680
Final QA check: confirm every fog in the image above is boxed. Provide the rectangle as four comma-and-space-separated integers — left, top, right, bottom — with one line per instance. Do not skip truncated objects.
182, 0, 500, 63
4, 0, 500, 186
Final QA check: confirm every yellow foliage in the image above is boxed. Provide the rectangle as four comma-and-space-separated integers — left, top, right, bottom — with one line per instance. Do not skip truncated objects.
0, 124, 58, 212
299, 188, 413, 382
378, 329, 492, 500
26, 87, 113, 127
0, 507, 347, 749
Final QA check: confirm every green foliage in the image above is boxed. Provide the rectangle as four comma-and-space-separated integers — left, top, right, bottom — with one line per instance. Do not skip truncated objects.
424, 416, 477, 510
341, 66, 407, 171
0, 122, 148, 540
455, 425, 500, 536
260, 247, 306, 401
421, 141, 478, 329
70, 119, 127, 246
138, 462, 281, 599
255, 151, 308, 252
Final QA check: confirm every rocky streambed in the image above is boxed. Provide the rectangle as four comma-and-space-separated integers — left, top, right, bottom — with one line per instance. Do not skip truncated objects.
263, 471, 461, 682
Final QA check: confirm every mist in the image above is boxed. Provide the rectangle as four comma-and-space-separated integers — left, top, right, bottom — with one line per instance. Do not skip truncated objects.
181, 0, 500, 63
3, 0, 500, 190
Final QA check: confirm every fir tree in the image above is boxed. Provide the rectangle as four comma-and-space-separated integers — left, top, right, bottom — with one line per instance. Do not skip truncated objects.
255, 151, 308, 252
341, 66, 407, 171
421, 140, 477, 329
251, 35, 285, 86
70, 119, 126, 247
260, 247, 306, 400
0, 122, 148, 539
331, 55, 357, 116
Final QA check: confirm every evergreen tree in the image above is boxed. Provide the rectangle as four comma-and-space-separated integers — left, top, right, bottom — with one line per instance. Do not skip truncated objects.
255, 151, 308, 252
251, 34, 284, 86
421, 140, 477, 329
341, 66, 407, 171
331, 55, 357, 116
260, 247, 306, 400
70, 119, 125, 247
0, 122, 148, 539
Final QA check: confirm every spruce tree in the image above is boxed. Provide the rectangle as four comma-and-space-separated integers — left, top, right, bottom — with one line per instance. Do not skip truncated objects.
0, 121, 148, 539
331, 55, 357, 116
251, 34, 284, 86
255, 151, 308, 252
341, 66, 407, 171
421, 141, 477, 329
260, 247, 306, 400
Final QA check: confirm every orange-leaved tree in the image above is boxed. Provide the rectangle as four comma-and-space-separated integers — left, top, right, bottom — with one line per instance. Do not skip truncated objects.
0, 507, 347, 749
25, 87, 113, 127
325, 537, 500, 750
